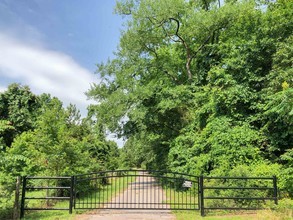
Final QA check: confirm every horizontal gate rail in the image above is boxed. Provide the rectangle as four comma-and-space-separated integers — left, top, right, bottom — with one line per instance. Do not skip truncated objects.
20, 176, 74, 219
200, 175, 278, 216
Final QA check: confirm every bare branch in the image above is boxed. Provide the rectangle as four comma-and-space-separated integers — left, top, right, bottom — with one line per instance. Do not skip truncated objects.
169, 18, 193, 80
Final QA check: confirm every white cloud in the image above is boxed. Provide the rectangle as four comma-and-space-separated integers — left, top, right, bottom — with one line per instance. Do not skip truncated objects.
0, 33, 98, 116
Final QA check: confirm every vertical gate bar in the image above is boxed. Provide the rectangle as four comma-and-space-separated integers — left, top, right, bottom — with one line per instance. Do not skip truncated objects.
113, 171, 115, 208
134, 172, 135, 208
138, 173, 140, 208
90, 176, 92, 209
123, 171, 129, 208
197, 177, 200, 210
99, 173, 101, 207
83, 176, 85, 208
180, 178, 182, 209
146, 171, 148, 208
170, 176, 172, 208
80, 177, 82, 209
103, 174, 106, 207
123, 171, 125, 208
200, 175, 204, 216
69, 176, 74, 214
152, 172, 153, 208
119, 171, 121, 208
132, 171, 133, 208
20, 176, 26, 219
174, 177, 176, 209
94, 174, 96, 208
106, 173, 108, 208
190, 179, 192, 209
121, 170, 127, 208
85, 175, 87, 208
162, 176, 164, 209
273, 175, 278, 205
151, 172, 153, 209
99, 174, 101, 207
177, 178, 179, 209
74, 176, 77, 209
154, 176, 156, 209
186, 180, 188, 209
150, 172, 152, 208
130, 171, 132, 208
142, 172, 144, 208
134, 172, 136, 208
110, 171, 113, 208
98, 174, 101, 208
88, 175, 90, 208
151, 174, 156, 209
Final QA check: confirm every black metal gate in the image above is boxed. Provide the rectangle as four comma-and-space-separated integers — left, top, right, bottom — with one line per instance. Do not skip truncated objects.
20, 172, 278, 218
74, 170, 199, 210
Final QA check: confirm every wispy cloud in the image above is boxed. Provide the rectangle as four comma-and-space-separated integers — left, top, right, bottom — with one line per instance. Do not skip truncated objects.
0, 33, 98, 116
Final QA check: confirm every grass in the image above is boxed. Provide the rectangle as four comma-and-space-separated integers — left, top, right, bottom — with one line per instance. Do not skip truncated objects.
23, 173, 136, 220
172, 209, 293, 220
164, 187, 293, 220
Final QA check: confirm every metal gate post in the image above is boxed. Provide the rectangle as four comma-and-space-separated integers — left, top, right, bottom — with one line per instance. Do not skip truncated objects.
199, 175, 205, 217
273, 175, 278, 205
20, 176, 26, 219
69, 176, 74, 214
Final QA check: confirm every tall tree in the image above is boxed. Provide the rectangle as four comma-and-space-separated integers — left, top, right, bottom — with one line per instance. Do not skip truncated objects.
88, 0, 293, 196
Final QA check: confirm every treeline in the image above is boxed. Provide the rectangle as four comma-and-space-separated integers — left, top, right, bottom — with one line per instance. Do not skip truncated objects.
0, 83, 120, 218
88, 0, 293, 198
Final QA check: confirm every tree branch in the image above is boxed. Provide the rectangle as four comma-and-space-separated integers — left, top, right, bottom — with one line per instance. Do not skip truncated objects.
169, 18, 193, 80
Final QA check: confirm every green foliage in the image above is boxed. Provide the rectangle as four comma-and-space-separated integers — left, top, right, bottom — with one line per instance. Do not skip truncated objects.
0, 84, 120, 218
0, 83, 39, 148
88, 0, 293, 198
169, 117, 262, 176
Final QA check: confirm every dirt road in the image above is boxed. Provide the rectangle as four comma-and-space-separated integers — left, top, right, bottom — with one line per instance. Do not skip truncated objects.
75, 174, 177, 220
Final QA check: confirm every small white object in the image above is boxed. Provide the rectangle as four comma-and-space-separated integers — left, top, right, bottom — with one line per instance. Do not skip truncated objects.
182, 180, 192, 188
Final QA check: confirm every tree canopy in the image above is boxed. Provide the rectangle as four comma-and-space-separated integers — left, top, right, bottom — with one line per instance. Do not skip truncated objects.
88, 0, 293, 195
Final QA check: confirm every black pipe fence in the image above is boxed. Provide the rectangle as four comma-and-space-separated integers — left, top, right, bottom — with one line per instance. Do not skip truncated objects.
20, 176, 74, 219
199, 175, 278, 216
19, 172, 278, 218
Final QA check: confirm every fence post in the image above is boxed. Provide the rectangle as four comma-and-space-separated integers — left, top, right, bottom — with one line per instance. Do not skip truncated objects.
199, 175, 205, 217
273, 175, 278, 205
20, 176, 26, 219
69, 176, 74, 214
13, 176, 21, 220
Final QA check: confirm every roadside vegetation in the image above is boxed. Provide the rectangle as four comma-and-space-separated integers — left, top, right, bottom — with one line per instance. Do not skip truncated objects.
1, 0, 292, 219
0, 84, 120, 219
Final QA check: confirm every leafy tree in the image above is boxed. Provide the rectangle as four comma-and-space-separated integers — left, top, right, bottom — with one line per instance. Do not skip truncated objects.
88, 0, 293, 198
0, 83, 39, 148
0, 86, 121, 217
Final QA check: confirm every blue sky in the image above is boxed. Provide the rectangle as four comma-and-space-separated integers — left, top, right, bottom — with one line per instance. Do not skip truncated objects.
0, 0, 125, 145
0, 0, 123, 114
